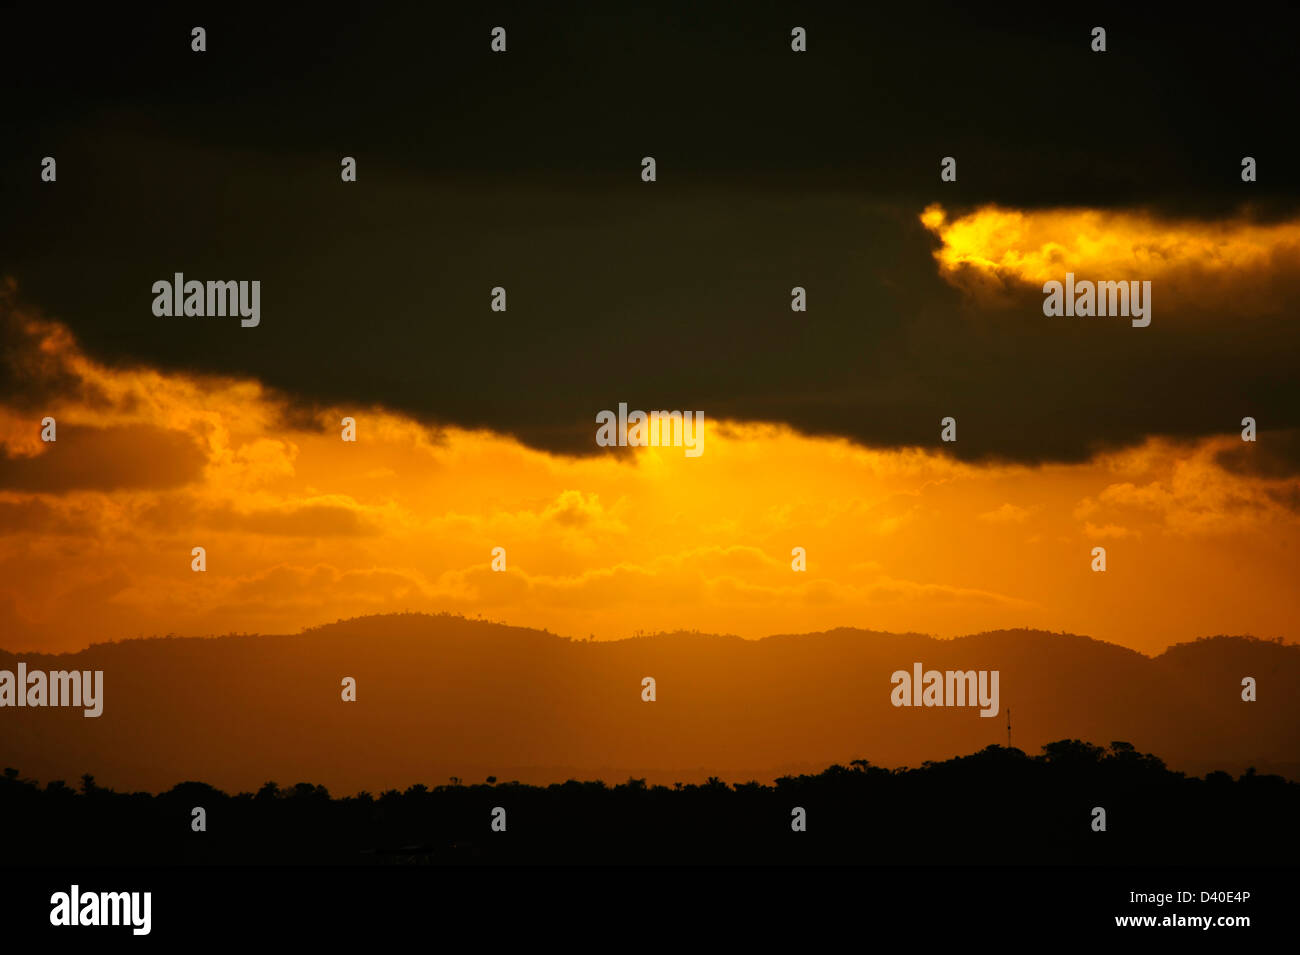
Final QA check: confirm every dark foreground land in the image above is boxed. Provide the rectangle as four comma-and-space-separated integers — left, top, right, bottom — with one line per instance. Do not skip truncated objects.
4, 740, 1296, 865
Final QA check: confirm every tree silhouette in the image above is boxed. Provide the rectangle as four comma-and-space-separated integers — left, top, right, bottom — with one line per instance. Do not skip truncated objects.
1, 742, 1295, 865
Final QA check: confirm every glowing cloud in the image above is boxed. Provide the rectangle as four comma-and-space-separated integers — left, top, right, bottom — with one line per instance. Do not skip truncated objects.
920, 203, 1300, 311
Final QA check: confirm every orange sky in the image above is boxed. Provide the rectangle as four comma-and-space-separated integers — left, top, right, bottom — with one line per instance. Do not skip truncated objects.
2, 204, 1299, 654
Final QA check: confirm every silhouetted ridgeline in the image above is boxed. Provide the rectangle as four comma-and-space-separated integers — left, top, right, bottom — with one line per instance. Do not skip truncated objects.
3, 741, 1296, 865
2, 614, 1296, 793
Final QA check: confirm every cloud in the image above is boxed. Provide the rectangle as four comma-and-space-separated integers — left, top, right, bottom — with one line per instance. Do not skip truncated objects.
920, 203, 1300, 314
1078, 437, 1300, 534
0, 281, 109, 409
207, 500, 381, 537
0, 424, 207, 492
978, 503, 1033, 524
1215, 427, 1300, 478
1082, 523, 1134, 540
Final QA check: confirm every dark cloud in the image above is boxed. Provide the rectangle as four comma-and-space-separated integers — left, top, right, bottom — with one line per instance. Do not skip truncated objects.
0, 425, 207, 492
209, 503, 379, 538
0, 498, 61, 535
2, 3, 1299, 464
0, 283, 109, 410
1217, 428, 1300, 479
133, 495, 377, 536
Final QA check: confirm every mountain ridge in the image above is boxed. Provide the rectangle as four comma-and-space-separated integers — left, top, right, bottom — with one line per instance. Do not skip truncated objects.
3, 612, 1296, 794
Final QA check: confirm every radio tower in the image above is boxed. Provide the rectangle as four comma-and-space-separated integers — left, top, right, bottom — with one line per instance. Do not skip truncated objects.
1006, 707, 1012, 749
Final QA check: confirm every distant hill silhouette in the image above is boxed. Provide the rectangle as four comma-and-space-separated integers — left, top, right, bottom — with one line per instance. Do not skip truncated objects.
3, 742, 1296, 865
2, 613, 1296, 795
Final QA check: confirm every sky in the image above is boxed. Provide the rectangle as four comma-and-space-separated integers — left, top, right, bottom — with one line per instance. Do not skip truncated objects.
2, 4, 1299, 653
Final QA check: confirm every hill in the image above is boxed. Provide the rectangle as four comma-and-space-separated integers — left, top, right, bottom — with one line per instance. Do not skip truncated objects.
3, 613, 1296, 794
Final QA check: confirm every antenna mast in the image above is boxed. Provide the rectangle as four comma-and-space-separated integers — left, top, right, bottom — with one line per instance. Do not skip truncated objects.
1006, 706, 1011, 749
